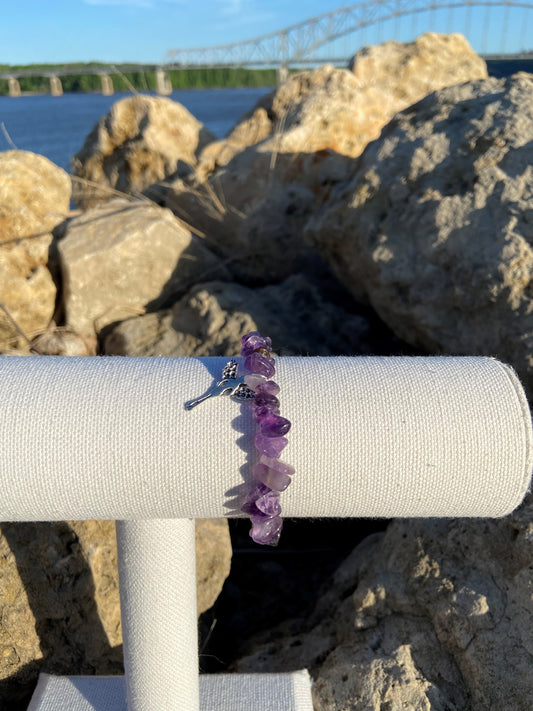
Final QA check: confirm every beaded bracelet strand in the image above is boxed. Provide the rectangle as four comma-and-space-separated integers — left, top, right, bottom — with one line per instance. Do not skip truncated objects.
184, 331, 293, 546
239, 331, 293, 546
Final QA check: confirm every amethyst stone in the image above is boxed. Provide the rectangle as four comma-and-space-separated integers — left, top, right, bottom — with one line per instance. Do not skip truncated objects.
254, 392, 280, 408
241, 482, 271, 515
256, 380, 280, 396
253, 462, 291, 492
256, 490, 281, 517
241, 332, 272, 357
250, 514, 282, 546
260, 414, 291, 438
241, 482, 281, 518
259, 454, 295, 477
253, 404, 281, 422
254, 433, 288, 457
244, 373, 266, 391
244, 352, 275, 379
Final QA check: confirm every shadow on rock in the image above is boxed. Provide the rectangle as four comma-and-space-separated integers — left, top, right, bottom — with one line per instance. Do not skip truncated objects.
0, 522, 123, 710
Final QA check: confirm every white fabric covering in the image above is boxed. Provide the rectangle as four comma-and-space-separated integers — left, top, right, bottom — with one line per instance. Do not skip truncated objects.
27, 670, 314, 710
0, 355, 530, 520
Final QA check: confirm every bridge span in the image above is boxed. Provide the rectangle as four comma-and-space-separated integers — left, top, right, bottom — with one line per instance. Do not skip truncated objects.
2, 0, 532, 96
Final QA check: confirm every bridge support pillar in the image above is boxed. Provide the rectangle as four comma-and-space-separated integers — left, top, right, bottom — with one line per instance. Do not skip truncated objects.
155, 68, 172, 96
277, 64, 289, 85
49, 75, 63, 97
8, 77, 21, 97
100, 73, 114, 96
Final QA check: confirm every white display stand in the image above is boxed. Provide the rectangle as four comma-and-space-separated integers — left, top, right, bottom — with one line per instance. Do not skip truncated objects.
0, 355, 530, 711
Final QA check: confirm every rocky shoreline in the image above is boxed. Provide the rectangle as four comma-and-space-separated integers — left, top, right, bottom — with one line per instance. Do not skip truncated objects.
1, 32, 533, 709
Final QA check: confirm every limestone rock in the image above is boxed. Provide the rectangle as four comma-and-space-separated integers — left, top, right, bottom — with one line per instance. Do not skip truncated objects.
57, 199, 228, 339
196, 519, 233, 615
162, 161, 351, 284
72, 95, 215, 209
31, 325, 95, 356
349, 32, 487, 111
0, 519, 231, 705
165, 37, 485, 284
0, 151, 71, 350
196, 35, 485, 181
234, 492, 533, 710
161, 64, 389, 283
0, 520, 123, 707
195, 65, 365, 179
103, 275, 372, 358
307, 73, 533, 394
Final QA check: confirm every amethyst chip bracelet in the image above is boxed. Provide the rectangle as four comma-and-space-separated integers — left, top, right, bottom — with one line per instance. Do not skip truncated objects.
239, 331, 293, 546
184, 331, 293, 546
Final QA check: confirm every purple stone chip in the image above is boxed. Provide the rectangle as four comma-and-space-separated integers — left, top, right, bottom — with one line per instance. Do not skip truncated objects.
253, 462, 291, 492
250, 514, 283, 546
260, 414, 291, 438
244, 352, 275, 378
254, 433, 288, 457
244, 373, 266, 391
253, 404, 281, 422
260, 454, 295, 477
256, 490, 281, 518
241, 482, 271, 515
241, 483, 281, 519
254, 393, 280, 408
241, 332, 272, 357
256, 380, 280, 396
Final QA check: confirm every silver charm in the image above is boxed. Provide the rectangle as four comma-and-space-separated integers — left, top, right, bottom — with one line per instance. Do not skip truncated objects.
185, 359, 255, 410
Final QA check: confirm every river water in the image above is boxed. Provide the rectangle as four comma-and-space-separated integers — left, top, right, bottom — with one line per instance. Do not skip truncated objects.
0, 87, 272, 172
0, 59, 531, 174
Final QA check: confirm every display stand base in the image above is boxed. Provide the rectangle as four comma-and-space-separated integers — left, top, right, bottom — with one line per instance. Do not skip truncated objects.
28, 671, 314, 711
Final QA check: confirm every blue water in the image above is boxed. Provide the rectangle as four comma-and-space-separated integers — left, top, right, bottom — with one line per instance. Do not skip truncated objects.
0, 88, 273, 172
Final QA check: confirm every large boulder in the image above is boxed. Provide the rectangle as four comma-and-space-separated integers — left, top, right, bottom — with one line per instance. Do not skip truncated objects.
195, 65, 367, 179
307, 73, 533, 395
197, 33, 486, 180
164, 36, 486, 285
0, 151, 70, 350
349, 32, 487, 111
0, 519, 231, 707
234, 493, 533, 710
102, 275, 374, 358
57, 199, 229, 341
72, 95, 215, 209
159, 159, 351, 285
162, 66, 362, 283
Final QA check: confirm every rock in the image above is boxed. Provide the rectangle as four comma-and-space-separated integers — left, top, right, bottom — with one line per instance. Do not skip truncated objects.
0, 151, 71, 350
194, 65, 364, 179
196, 519, 233, 615
160, 65, 387, 283
0, 519, 231, 705
349, 32, 487, 111
197, 35, 485, 181
31, 324, 95, 356
72, 95, 215, 209
103, 275, 373, 358
307, 73, 533, 394
234, 493, 533, 710
57, 199, 229, 340
0, 520, 123, 707
164, 37, 485, 285
159, 161, 350, 284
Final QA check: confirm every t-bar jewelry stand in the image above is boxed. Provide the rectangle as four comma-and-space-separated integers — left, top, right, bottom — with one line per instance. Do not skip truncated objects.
0, 356, 530, 711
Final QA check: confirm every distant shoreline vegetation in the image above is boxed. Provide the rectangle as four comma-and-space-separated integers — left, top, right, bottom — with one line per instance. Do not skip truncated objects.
0, 63, 279, 94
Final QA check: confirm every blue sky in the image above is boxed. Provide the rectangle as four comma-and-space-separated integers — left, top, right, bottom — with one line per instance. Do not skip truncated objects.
0, 0, 530, 65
0, 0, 349, 64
